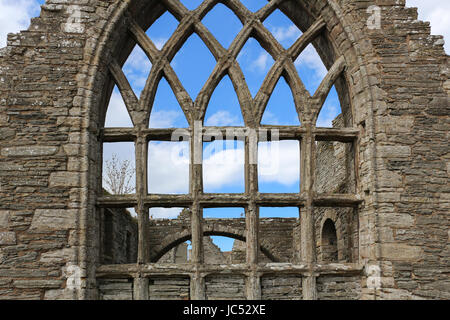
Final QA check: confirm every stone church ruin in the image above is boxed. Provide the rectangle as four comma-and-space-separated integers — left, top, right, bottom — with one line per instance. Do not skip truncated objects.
0, 0, 449, 300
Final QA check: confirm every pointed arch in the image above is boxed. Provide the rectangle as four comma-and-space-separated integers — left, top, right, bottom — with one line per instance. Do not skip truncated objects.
321, 218, 338, 263
84, 0, 373, 301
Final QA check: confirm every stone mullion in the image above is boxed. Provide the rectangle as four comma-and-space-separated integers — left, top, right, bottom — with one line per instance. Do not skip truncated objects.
134, 131, 149, 299
300, 122, 317, 300
245, 129, 259, 264
190, 124, 205, 299
245, 128, 261, 299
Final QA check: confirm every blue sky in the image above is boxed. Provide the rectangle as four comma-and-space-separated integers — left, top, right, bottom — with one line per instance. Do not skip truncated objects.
2, 0, 448, 253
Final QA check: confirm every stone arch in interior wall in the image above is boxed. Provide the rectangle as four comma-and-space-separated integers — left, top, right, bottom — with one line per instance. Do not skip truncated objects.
151, 229, 277, 263
321, 218, 338, 262
318, 210, 344, 261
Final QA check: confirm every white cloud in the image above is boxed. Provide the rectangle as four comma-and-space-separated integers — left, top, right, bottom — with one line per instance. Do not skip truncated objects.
105, 135, 300, 196
0, 0, 41, 47
271, 24, 301, 43
406, 0, 450, 53
153, 38, 167, 50
122, 45, 152, 95
148, 141, 190, 194
149, 110, 183, 128
104, 90, 133, 127
258, 140, 299, 185
260, 110, 280, 125
316, 103, 339, 127
205, 110, 242, 126
150, 207, 184, 219
203, 144, 245, 189
295, 43, 328, 79
250, 51, 271, 73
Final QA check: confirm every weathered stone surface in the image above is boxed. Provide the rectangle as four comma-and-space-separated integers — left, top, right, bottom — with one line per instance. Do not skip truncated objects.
13, 280, 63, 289
380, 244, 423, 261
40, 248, 76, 264
378, 146, 411, 158
1, 146, 58, 157
0, 211, 9, 228
29, 209, 77, 231
44, 288, 76, 300
0, 232, 16, 245
49, 172, 81, 187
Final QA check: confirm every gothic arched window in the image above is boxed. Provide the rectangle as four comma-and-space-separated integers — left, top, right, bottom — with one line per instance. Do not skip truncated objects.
96, 0, 360, 300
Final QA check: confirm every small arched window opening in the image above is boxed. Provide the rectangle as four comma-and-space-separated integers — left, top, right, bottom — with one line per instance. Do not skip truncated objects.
321, 219, 338, 262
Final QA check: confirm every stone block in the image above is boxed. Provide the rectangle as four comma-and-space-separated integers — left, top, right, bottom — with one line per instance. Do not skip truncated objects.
380, 244, 423, 261
378, 146, 411, 158
30, 209, 77, 231
49, 172, 81, 187
0, 232, 16, 245
13, 280, 63, 289
378, 212, 414, 228
0, 211, 10, 228
40, 248, 76, 263
1, 146, 58, 157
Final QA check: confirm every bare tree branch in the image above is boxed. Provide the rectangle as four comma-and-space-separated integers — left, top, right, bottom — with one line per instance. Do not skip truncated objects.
103, 153, 135, 194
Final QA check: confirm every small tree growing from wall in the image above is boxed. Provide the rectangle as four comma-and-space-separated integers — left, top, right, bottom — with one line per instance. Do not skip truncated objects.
103, 153, 135, 194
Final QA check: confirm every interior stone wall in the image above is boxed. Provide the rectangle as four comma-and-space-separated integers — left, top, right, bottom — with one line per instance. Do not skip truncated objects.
99, 208, 138, 265
148, 213, 297, 263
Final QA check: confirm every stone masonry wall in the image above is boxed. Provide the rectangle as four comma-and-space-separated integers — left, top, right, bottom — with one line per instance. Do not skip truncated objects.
315, 114, 359, 264
100, 208, 138, 265
148, 212, 297, 263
